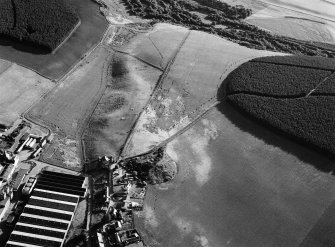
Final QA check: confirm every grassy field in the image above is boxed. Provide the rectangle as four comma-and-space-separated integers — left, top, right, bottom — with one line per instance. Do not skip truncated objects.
83, 51, 161, 161
0, 62, 53, 126
247, 17, 334, 43
245, 0, 335, 45
119, 24, 191, 69
0, 0, 108, 80
27, 46, 112, 171
135, 103, 335, 247
122, 24, 280, 158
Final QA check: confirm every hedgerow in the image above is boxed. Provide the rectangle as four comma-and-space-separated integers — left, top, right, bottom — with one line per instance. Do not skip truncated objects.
0, 0, 79, 51
226, 62, 331, 96
253, 56, 335, 71
227, 94, 335, 155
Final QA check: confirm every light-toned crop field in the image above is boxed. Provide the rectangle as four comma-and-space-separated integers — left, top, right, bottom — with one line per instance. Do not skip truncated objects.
135, 102, 335, 247
27, 46, 113, 170
0, 62, 53, 126
247, 17, 335, 43
122, 25, 281, 158
245, 0, 335, 44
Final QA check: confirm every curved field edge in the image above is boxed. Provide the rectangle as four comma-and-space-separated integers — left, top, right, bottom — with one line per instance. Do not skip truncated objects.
119, 25, 284, 158
0, 0, 109, 80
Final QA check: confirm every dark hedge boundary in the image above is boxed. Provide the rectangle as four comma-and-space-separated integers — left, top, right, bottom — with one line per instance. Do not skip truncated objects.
227, 95, 335, 156
224, 55, 335, 157
0, 0, 80, 52
121, 0, 335, 57
226, 62, 331, 96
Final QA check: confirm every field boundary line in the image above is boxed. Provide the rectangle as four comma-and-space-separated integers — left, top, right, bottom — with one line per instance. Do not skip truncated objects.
109, 46, 163, 71
297, 197, 335, 247
119, 30, 191, 159
255, 0, 335, 23
80, 49, 112, 167
52, 19, 82, 55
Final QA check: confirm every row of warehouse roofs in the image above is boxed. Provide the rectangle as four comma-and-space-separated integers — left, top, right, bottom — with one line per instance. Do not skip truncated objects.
6, 170, 86, 247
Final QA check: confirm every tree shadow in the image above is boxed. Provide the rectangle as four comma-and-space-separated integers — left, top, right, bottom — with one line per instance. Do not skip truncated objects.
216, 82, 335, 174
0, 36, 50, 55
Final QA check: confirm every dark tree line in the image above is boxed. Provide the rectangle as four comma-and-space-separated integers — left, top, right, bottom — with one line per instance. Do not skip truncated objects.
121, 0, 335, 57
225, 56, 335, 157
0, 0, 80, 51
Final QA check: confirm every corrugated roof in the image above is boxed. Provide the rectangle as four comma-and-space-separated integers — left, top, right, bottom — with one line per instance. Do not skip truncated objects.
6, 171, 86, 247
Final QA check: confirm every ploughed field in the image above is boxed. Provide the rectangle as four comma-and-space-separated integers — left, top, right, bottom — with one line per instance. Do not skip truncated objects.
0, 0, 79, 52
224, 55, 335, 156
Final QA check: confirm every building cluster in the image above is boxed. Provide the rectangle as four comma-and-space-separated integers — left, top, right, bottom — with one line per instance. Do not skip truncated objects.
0, 150, 20, 220
15, 133, 53, 158
6, 170, 86, 247
95, 163, 146, 247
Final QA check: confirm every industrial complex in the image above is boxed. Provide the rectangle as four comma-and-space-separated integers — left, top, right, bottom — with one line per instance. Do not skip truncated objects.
6, 171, 86, 247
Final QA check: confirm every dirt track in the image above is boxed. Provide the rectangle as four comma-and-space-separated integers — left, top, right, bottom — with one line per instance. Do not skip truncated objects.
27, 45, 112, 170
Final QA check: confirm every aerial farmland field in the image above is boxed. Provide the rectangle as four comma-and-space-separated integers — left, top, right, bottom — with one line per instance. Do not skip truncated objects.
245, 0, 335, 44
27, 46, 112, 170
0, 0, 335, 246
121, 25, 281, 158
135, 103, 335, 247
0, 61, 53, 126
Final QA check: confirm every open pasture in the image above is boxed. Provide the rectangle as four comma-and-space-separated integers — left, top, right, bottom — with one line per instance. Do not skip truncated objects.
122, 26, 280, 158
247, 17, 334, 43
136, 101, 335, 247
114, 24, 190, 70
83, 52, 161, 161
0, 62, 53, 126
0, 0, 108, 80
28, 46, 112, 170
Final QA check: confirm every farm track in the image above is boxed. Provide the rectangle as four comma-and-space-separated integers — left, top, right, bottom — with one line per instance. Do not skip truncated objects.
119, 30, 191, 159
107, 46, 164, 71
23, 26, 113, 172
119, 52, 271, 160
80, 53, 112, 166
256, 0, 335, 23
